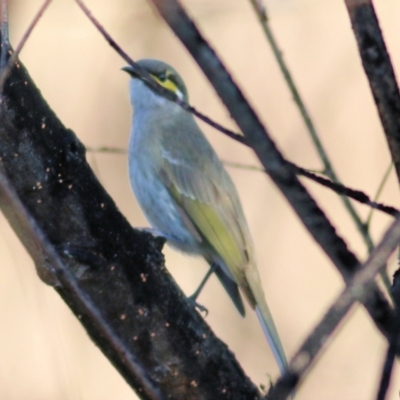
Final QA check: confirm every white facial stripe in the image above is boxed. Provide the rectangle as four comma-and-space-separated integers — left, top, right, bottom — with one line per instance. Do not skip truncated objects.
175, 88, 185, 101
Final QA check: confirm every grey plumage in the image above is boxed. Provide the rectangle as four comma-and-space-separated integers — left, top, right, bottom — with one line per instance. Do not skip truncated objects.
125, 59, 288, 374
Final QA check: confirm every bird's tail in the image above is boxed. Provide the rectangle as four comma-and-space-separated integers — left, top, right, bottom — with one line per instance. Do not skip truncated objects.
213, 263, 246, 317
255, 303, 288, 375
245, 266, 288, 375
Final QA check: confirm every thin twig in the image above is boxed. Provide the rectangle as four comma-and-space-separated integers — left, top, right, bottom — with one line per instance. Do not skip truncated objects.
248, 0, 375, 253
86, 147, 399, 217
86, 146, 127, 154
0, 0, 53, 96
366, 162, 394, 229
295, 165, 399, 218
74, 0, 246, 146
267, 215, 400, 399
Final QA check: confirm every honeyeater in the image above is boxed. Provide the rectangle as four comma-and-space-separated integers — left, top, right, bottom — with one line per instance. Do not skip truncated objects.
123, 59, 288, 374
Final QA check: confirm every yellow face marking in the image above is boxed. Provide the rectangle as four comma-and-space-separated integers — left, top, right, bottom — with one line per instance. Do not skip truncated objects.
151, 73, 177, 92
150, 73, 184, 100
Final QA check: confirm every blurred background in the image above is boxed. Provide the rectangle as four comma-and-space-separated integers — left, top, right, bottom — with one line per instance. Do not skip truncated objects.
1, 0, 400, 398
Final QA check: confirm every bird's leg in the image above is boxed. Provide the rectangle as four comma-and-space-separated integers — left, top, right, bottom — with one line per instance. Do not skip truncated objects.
187, 262, 218, 315
189, 262, 217, 301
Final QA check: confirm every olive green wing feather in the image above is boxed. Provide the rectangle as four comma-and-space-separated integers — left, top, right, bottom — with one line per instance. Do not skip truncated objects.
159, 153, 256, 306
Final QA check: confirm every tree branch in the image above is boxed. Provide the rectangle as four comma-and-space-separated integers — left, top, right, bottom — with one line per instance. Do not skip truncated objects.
344, 0, 400, 184
267, 215, 400, 399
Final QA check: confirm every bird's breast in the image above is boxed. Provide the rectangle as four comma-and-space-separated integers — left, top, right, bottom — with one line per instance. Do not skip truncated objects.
128, 138, 203, 255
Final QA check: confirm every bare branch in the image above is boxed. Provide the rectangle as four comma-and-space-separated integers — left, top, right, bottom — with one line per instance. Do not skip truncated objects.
267, 215, 400, 399
0, 0, 53, 95
344, 0, 400, 184
74, 0, 246, 145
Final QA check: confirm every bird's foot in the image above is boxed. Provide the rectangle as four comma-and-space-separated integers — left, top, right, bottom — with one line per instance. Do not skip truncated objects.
135, 227, 165, 238
186, 294, 209, 316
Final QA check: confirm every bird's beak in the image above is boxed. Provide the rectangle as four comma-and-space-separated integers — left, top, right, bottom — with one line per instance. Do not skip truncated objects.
121, 65, 138, 78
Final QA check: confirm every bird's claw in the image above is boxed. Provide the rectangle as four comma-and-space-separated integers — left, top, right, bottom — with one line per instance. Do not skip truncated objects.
187, 295, 209, 316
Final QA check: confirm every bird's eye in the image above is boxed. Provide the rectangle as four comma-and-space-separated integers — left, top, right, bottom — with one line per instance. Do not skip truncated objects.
158, 72, 167, 82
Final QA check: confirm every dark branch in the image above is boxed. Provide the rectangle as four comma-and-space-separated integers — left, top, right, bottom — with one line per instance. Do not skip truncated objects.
376, 268, 400, 400
344, 1, 400, 184
293, 164, 399, 218
267, 215, 400, 399
0, 167, 164, 400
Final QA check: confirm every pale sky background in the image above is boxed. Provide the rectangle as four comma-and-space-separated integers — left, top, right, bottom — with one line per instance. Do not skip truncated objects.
1, 0, 400, 399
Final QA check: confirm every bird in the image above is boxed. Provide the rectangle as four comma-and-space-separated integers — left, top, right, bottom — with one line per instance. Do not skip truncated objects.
123, 58, 288, 374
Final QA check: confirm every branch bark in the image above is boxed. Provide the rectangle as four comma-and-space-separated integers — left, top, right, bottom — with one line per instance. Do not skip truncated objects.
344, 0, 400, 183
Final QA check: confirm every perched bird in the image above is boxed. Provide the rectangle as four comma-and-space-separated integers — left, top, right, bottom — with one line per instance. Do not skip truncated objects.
123, 59, 288, 374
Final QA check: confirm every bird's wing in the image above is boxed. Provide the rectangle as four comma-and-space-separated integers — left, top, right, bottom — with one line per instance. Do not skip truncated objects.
159, 149, 255, 304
